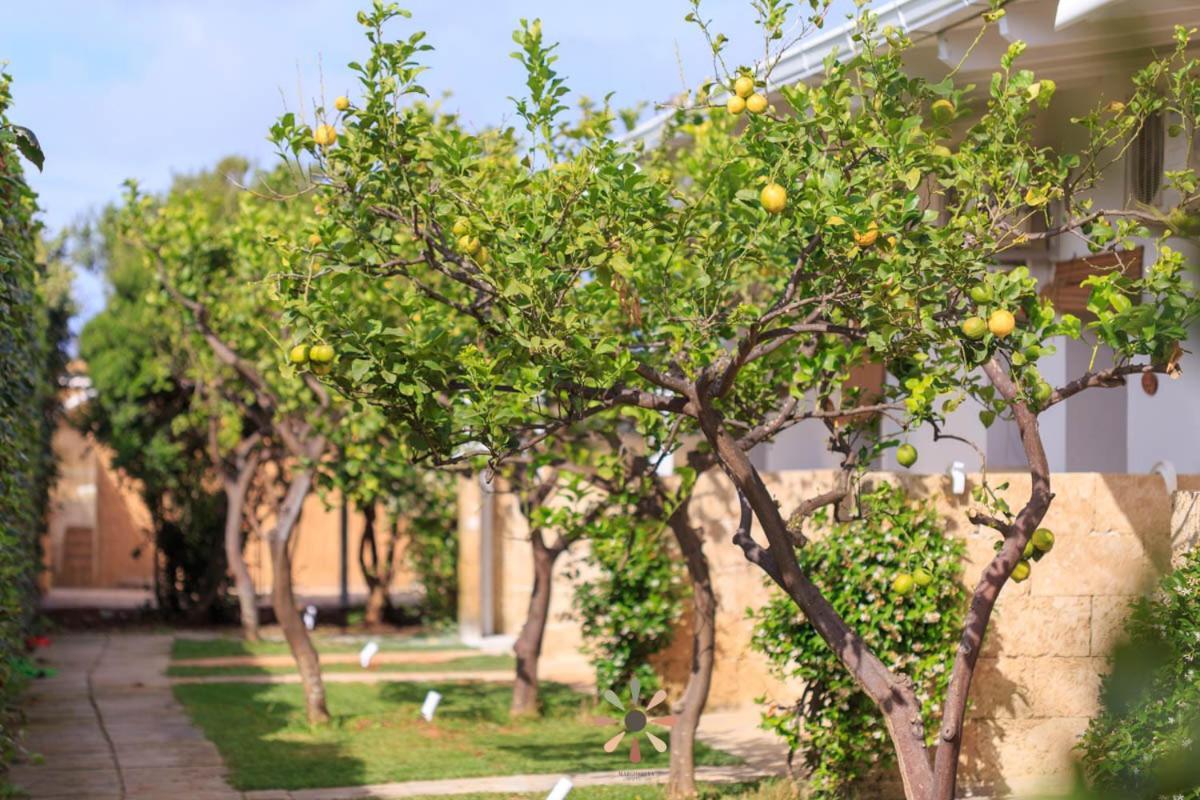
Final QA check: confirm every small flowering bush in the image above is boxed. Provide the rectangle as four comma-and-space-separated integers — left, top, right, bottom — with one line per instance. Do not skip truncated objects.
1077, 546, 1200, 799
750, 483, 966, 798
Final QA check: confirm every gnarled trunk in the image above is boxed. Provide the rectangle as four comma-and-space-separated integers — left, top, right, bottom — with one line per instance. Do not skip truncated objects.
511, 534, 561, 717
269, 467, 329, 724
693, 396, 935, 800
358, 505, 398, 627
665, 502, 716, 800
223, 449, 261, 642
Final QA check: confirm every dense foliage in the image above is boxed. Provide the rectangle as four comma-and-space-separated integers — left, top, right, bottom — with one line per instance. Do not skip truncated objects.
265, 3, 1200, 795
78, 190, 238, 619
1077, 547, 1200, 799
568, 474, 687, 694
751, 483, 967, 798
0, 71, 66, 773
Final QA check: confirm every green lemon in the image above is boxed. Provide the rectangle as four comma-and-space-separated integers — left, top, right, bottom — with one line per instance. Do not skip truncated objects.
896, 443, 918, 468
1032, 528, 1055, 552
288, 344, 309, 365
309, 344, 335, 363
1011, 560, 1031, 583
969, 285, 991, 304
961, 316, 987, 340
891, 573, 916, 596
913, 568, 933, 587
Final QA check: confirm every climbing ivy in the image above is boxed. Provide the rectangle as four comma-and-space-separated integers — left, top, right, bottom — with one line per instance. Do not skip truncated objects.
0, 70, 67, 774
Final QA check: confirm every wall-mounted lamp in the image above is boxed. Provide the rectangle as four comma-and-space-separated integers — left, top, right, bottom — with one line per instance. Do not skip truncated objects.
948, 460, 967, 496
1152, 460, 1178, 494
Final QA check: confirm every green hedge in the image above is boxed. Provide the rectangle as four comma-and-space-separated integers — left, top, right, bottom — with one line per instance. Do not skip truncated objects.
1077, 546, 1200, 799
1, 70, 64, 772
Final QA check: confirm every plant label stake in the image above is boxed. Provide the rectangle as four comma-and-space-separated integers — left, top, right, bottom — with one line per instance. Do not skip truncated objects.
359, 640, 379, 669
420, 690, 441, 721
303, 605, 318, 631
546, 777, 572, 800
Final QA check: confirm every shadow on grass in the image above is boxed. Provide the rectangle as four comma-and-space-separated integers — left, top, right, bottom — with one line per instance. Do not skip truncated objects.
176, 674, 717, 791
172, 660, 369, 792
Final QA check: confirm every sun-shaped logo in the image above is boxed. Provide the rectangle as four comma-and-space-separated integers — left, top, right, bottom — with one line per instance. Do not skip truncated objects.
595, 677, 676, 763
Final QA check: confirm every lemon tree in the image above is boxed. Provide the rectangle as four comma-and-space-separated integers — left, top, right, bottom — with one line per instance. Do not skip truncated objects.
271, 3, 1200, 797
116, 167, 345, 724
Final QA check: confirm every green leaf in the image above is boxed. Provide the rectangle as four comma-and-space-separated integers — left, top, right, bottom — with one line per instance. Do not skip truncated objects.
11, 125, 44, 171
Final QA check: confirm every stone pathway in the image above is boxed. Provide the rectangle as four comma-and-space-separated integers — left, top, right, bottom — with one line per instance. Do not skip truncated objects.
9, 633, 239, 800
169, 670, 521, 686
242, 765, 773, 800
10, 633, 786, 799
172, 651, 483, 668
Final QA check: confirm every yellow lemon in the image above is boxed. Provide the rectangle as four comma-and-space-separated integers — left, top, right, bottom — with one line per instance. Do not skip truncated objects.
988, 309, 1016, 338
726, 95, 746, 115
733, 76, 755, 98
746, 93, 768, 114
313, 124, 338, 147
760, 183, 787, 214
334, 96, 350, 112
854, 222, 880, 247
931, 99, 955, 124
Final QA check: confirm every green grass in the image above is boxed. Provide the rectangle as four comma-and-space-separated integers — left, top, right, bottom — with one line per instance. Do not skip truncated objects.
170, 633, 462, 660
167, 653, 514, 677
173, 681, 741, 791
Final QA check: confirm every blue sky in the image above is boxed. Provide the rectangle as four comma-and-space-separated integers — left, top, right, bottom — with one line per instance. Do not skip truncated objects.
4, 1, 853, 329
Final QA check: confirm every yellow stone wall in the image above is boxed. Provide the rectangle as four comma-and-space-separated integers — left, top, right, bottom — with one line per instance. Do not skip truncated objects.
463, 469, 1200, 797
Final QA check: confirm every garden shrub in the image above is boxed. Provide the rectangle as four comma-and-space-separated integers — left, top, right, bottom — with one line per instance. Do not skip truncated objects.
569, 473, 686, 694
1, 70, 66, 773
749, 482, 967, 798
400, 472, 459, 624
1077, 545, 1200, 799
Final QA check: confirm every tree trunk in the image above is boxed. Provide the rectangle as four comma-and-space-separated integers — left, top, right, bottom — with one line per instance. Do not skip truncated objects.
358, 505, 393, 627
665, 501, 716, 800
511, 535, 560, 717
693, 396, 935, 800
929, 359, 1054, 800
269, 467, 329, 724
224, 452, 261, 642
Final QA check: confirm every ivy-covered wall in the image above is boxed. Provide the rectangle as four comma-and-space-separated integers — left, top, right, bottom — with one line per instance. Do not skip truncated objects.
1, 70, 66, 772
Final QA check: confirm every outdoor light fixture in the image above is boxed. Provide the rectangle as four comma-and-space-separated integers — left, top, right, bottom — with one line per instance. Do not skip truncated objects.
948, 460, 967, 496
1152, 460, 1178, 494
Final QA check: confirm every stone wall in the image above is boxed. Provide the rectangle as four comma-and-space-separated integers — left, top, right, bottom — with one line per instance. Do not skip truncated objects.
44, 421, 418, 603
461, 469, 1200, 798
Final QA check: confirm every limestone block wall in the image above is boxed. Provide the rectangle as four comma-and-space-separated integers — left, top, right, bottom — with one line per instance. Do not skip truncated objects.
463, 468, 1199, 798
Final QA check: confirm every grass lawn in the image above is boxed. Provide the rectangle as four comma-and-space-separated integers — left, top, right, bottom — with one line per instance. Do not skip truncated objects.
167, 653, 514, 677
171, 632, 461, 660
174, 681, 741, 791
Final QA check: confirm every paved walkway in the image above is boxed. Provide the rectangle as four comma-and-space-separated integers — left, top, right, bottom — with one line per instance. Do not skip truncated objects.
10, 633, 787, 799
169, 669, 520, 686
172, 651, 484, 668
242, 765, 773, 800
8, 633, 238, 800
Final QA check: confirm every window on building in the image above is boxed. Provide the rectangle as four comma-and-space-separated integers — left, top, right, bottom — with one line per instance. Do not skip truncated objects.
1044, 248, 1143, 317
1130, 112, 1165, 206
